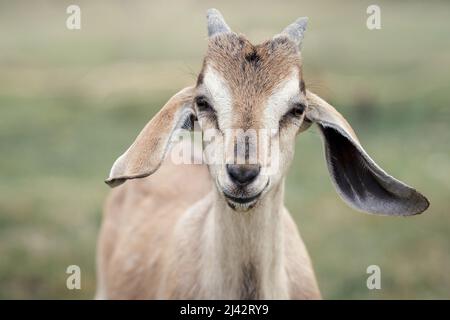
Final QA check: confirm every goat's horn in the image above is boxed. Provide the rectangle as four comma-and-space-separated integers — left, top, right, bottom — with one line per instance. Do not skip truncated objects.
274, 17, 308, 47
207, 8, 232, 37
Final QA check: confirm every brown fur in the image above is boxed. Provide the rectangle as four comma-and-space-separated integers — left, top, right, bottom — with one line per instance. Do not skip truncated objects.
97, 160, 211, 299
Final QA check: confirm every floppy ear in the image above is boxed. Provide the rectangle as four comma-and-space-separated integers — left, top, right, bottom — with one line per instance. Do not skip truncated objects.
105, 87, 196, 188
305, 90, 429, 216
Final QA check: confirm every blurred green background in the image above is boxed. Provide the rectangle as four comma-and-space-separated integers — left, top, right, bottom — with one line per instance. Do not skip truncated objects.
0, 0, 449, 299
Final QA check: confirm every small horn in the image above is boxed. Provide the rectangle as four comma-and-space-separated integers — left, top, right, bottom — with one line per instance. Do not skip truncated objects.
207, 8, 232, 37
274, 17, 308, 47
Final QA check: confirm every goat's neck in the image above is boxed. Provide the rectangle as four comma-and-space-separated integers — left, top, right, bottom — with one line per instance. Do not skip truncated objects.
202, 180, 288, 299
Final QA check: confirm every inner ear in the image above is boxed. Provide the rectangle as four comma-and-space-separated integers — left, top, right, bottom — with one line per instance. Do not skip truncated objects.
323, 126, 397, 207
320, 125, 429, 216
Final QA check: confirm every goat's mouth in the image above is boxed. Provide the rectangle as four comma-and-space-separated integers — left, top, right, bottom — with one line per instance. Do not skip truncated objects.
223, 191, 261, 204
221, 180, 270, 210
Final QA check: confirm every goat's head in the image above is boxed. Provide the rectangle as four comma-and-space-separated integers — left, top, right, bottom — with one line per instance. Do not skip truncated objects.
194, 9, 308, 210
106, 9, 429, 216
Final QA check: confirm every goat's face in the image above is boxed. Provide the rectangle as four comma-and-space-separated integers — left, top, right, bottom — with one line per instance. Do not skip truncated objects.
195, 33, 308, 210
106, 9, 429, 216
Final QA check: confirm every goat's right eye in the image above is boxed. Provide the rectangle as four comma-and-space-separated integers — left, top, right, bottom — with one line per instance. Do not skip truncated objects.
195, 97, 214, 113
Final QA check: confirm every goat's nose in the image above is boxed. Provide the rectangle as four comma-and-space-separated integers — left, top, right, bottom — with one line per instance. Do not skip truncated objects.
226, 164, 261, 186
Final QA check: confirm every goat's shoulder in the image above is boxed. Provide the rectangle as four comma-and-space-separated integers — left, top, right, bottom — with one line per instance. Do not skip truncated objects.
104, 153, 211, 218
98, 153, 211, 299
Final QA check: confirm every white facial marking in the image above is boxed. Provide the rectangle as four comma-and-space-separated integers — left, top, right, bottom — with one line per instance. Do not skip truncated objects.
264, 70, 300, 131
203, 65, 232, 129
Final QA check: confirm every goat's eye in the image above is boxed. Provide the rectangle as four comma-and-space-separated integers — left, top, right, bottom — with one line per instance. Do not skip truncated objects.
195, 96, 213, 113
289, 103, 306, 118
280, 102, 307, 128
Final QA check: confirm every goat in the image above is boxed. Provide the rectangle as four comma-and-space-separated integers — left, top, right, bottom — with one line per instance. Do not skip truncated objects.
96, 9, 429, 300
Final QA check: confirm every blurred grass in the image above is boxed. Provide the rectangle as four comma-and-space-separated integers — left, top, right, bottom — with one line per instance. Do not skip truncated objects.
0, 0, 449, 299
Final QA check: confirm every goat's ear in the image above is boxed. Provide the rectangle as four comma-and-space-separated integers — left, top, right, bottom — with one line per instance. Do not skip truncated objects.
305, 90, 429, 216
105, 87, 196, 188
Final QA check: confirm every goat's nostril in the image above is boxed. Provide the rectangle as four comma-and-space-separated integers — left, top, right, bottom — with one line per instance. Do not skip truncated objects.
226, 164, 261, 186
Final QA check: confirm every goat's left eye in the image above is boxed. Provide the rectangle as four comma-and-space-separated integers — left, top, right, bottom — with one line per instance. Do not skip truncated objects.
195, 96, 214, 113
289, 103, 306, 118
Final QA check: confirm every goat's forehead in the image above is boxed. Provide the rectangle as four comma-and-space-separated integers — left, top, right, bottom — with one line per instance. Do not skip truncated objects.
199, 60, 302, 130
199, 34, 302, 96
